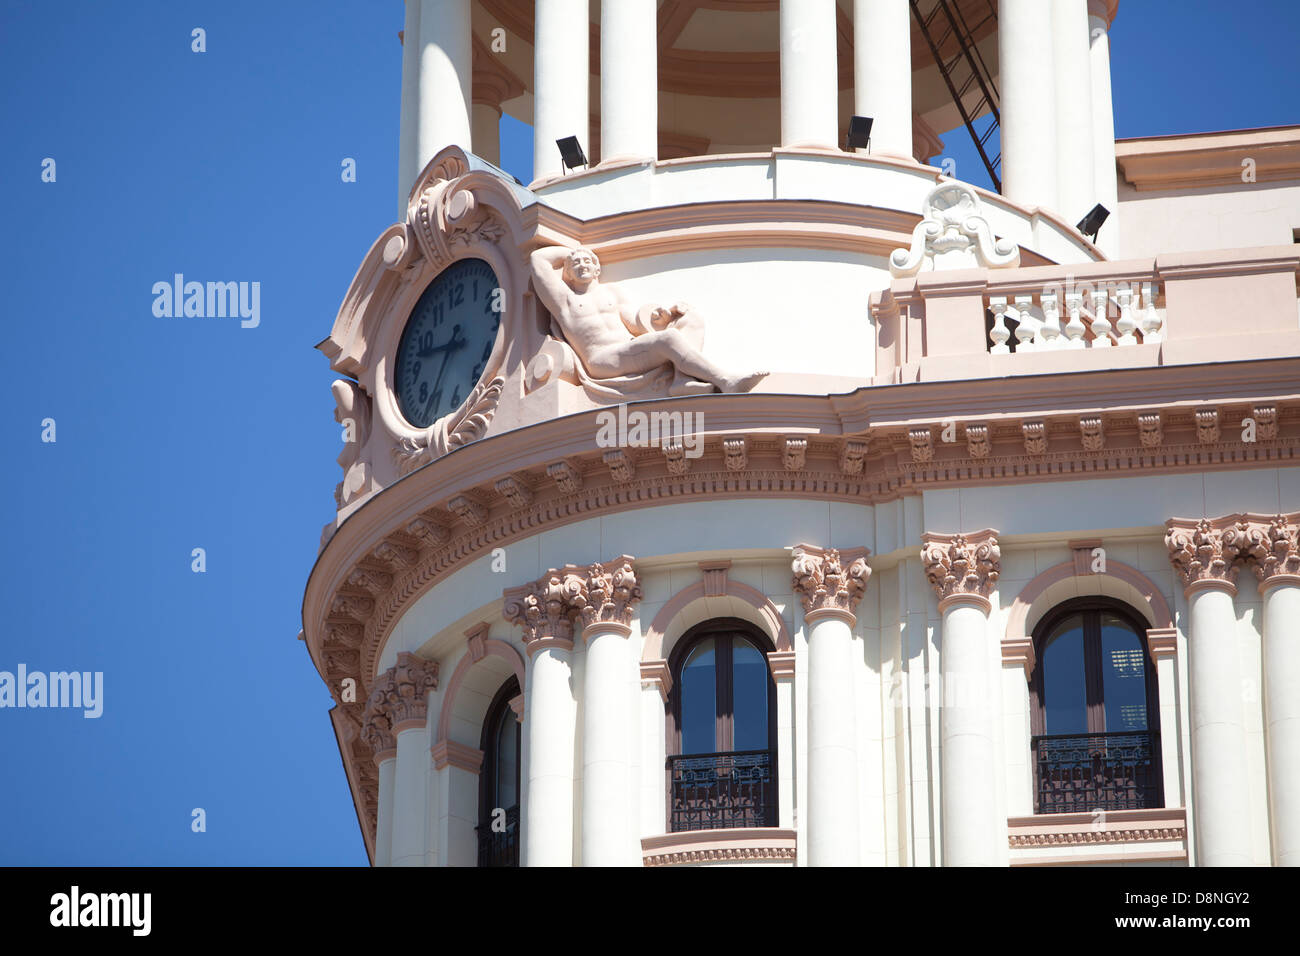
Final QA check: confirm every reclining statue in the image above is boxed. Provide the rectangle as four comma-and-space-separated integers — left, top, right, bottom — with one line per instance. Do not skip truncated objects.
529, 246, 767, 395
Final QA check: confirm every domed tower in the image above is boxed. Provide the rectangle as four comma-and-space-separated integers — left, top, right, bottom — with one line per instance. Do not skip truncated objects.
305, 1, 1300, 867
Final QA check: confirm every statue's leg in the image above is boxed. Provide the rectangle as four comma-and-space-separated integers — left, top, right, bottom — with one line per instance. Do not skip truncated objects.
588, 330, 766, 393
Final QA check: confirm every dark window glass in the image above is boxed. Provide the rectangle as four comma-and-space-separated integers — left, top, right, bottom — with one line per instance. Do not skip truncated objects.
680, 639, 716, 754
493, 703, 519, 808
731, 638, 768, 752
1043, 618, 1087, 734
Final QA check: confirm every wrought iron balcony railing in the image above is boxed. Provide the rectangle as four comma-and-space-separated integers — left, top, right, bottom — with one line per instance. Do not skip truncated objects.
668, 749, 776, 832
1033, 731, 1161, 814
475, 803, 520, 867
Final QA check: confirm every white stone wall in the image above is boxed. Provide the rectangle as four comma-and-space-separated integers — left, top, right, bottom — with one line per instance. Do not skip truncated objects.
1117, 177, 1300, 259
376, 465, 1300, 865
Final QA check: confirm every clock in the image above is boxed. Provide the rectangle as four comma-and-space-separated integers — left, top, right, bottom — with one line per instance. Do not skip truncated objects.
395, 258, 502, 429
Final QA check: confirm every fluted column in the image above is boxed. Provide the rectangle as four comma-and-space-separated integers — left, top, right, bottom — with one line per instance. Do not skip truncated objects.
1167, 518, 1254, 866
921, 530, 1002, 867
1087, 0, 1120, 253
398, 0, 423, 217
533, 0, 589, 182
853, 0, 912, 158
1237, 514, 1300, 866
503, 571, 580, 865
362, 654, 440, 867
792, 545, 872, 866
780, 0, 840, 149
1051, 0, 1096, 225
415, 0, 473, 175
998, 0, 1059, 212
600, 0, 658, 163
573, 557, 642, 866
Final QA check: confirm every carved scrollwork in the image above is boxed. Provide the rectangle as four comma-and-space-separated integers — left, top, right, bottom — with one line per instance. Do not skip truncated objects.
413, 165, 508, 274
890, 180, 1020, 278
791, 546, 872, 619
392, 376, 505, 476
920, 531, 1001, 603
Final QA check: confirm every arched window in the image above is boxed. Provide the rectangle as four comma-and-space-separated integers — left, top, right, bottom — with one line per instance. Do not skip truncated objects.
1029, 598, 1163, 814
476, 676, 520, 866
666, 618, 777, 832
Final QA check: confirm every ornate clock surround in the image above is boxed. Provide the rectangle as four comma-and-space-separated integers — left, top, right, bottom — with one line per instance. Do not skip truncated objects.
319, 147, 547, 504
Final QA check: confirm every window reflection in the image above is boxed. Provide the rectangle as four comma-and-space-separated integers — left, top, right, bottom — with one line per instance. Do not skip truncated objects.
1043, 618, 1087, 734
732, 639, 768, 752
680, 639, 716, 754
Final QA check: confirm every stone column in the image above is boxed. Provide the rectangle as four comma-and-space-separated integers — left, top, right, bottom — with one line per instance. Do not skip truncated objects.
1087, 0, 1120, 254
998, 0, 1059, 212
921, 530, 1002, 867
533, 0, 589, 182
364, 650, 439, 868
574, 557, 642, 866
360, 705, 397, 868
416, 0, 473, 174
362, 654, 440, 867
1167, 518, 1254, 866
853, 0, 912, 159
792, 545, 872, 866
600, 0, 658, 163
780, 0, 840, 149
1051, 0, 1096, 225
503, 570, 581, 866
472, 42, 526, 169
398, 0, 423, 218
1237, 514, 1300, 866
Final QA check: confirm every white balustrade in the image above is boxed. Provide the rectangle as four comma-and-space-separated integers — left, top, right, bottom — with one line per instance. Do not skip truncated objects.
985, 280, 1162, 354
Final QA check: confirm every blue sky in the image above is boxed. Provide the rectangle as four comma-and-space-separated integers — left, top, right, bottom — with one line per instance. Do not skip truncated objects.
0, 0, 1296, 866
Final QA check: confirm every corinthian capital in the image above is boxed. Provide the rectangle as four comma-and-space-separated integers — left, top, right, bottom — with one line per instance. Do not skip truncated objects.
1228, 513, 1300, 589
921, 530, 1001, 610
791, 545, 872, 622
503, 556, 643, 650
502, 569, 585, 651
570, 556, 642, 631
1166, 517, 1245, 594
359, 652, 440, 758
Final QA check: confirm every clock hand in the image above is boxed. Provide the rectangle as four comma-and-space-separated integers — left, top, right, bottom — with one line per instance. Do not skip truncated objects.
420, 327, 470, 421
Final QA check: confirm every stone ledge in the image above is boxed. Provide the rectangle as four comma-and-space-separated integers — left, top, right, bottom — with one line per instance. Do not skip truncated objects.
641, 827, 797, 867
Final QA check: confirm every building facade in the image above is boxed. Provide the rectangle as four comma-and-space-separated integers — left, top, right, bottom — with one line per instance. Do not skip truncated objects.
303, 0, 1300, 866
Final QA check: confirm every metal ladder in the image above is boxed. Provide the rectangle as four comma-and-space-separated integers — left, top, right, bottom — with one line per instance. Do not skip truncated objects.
909, 0, 1002, 191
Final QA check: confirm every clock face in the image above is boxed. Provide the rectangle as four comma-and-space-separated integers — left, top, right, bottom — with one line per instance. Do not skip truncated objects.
395, 258, 501, 429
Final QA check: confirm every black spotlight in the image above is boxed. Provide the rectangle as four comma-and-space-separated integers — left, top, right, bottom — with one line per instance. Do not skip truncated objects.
847, 115, 874, 151
1076, 203, 1110, 243
556, 136, 588, 173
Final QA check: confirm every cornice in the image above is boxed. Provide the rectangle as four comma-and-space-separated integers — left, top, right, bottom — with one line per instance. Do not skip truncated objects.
306, 394, 1300, 694
1117, 125, 1300, 191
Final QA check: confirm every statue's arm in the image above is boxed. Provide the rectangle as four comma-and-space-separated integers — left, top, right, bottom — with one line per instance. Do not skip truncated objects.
529, 246, 572, 312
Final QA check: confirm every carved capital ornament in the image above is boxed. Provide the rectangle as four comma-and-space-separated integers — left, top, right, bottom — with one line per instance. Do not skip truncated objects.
921, 530, 1001, 611
791, 545, 872, 624
1165, 517, 1244, 594
503, 556, 642, 649
360, 652, 440, 758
